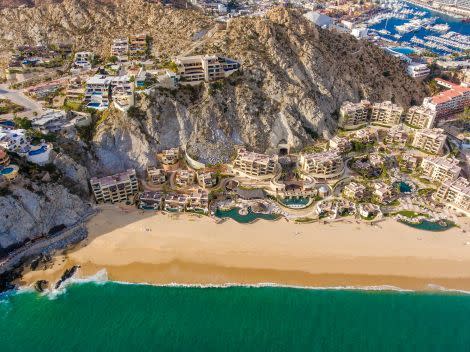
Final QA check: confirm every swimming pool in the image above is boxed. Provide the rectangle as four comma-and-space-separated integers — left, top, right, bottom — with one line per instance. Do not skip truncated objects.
0, 120, 15, 128
400, 219, 454, 232
215, 207, 279, 224
28, 145, 48, 156
279, 197, 312, 209
0, 167, 14, 175
396, 181, 412, 194
390, 47, 415, 55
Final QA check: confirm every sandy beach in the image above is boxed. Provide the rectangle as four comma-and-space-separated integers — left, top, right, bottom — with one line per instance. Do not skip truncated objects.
20, 206, 470, 291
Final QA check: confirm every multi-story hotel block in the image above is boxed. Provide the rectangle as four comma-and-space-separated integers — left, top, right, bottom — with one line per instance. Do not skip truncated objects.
66, 76, 85, 102
146, 166, 166, 185
343, 182, 367, 201
329, 136, 352, 154
164, 193, 188, 212
197, 170, 217, 188
111, 75, 134, 111
129, 34, 147, 59
90, 169, 139, 203
404, 105, 436, 129
233, 148, 277, 177
174, 55, 240, 84
139, 191, 164, 210
338, 100, 371, 130
299, 151, 344, 179
406, 63, 430, 79
175, 169, 196, 187
85, 75, 111, 110
384, 125, 409, 147
372, 181, 397, 204
161, 148, 180, 165
175, 169, 196, 188
351, 128, 377, 145
411, 128, 447, 155
434, 177, 470, 215
423, 79, 470, 119
187, 188, 209, 214
73, 51, 94, 72
420, 156, 461, 184
370, 101, 403, 127
111, 38, 129, 63
399, 151, 419, 172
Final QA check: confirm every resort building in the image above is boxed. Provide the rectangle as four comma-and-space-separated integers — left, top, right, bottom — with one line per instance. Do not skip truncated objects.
111, 38, 129, 63
90, 169, 139, 203
358, 203, 380, 218
406, 63, 430, 79
411, 128, 447, 155
129, 34, 147, 59
233, 148, 277, 178
399, 151, 419, 172
342, 182, 367, 201
174, 55, 240, 84
299, 151, 344, 179
384, 125, 409, 147
434, 177, 470, 215
372, 181, 397, 204
85, 75, 111, 110
368, 153, 384, 168
0, 128, 30, 153
329, 136, 352, 154
164, 193, 188, 212
422, 79, 470, 119
351, 128, 377, 145
187, 188, 209, 214
404, 105, 436, 129
420, 156, 461, 184
146, 166, 166, 185
196, 170, 217, 188
66, 76, 86, 102
370, 101, 404, 127
161, 148, 180, 165
111, 75, 134, 111
338, 100, 371, 130
31, 110, 67, 134
73, 51, 94, 72
175, 169, 196, 188
139, 191, 164, 210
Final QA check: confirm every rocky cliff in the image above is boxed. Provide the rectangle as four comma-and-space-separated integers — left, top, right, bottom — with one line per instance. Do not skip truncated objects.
0, 181, 92, 255
0, 0, 210, 62
87, 7, 427, 170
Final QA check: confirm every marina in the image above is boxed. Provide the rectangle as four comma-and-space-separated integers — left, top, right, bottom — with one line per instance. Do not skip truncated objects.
365, 0, 470, 55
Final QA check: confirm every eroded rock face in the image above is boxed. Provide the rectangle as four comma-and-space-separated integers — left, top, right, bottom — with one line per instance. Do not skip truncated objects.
0, 182, 92, 250
89, 9, 426, 171
0, 0, 212, 65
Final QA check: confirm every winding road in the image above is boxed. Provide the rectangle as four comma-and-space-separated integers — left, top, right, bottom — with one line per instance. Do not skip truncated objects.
0, 83, 43, 119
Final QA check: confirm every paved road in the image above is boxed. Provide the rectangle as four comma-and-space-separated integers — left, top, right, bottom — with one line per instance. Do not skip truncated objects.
0, 83, 43, 119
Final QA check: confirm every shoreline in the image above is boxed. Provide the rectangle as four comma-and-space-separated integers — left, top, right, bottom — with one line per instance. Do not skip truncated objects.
18, 206, 470, 293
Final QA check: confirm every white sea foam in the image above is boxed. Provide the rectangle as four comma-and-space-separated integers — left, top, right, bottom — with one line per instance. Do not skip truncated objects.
104, 280, 415, 293
17, 267, 470, 296
44, 268, 109, 300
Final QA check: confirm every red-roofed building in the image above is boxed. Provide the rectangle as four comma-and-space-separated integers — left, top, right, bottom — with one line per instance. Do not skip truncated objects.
423, 79, 470, 119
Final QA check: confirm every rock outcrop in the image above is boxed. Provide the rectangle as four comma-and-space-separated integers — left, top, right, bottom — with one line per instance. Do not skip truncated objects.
87, 7, 426, 170
0, 181, 92, 253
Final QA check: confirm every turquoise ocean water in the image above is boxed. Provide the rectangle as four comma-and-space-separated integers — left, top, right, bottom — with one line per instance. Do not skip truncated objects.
1, 281, 470, 351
